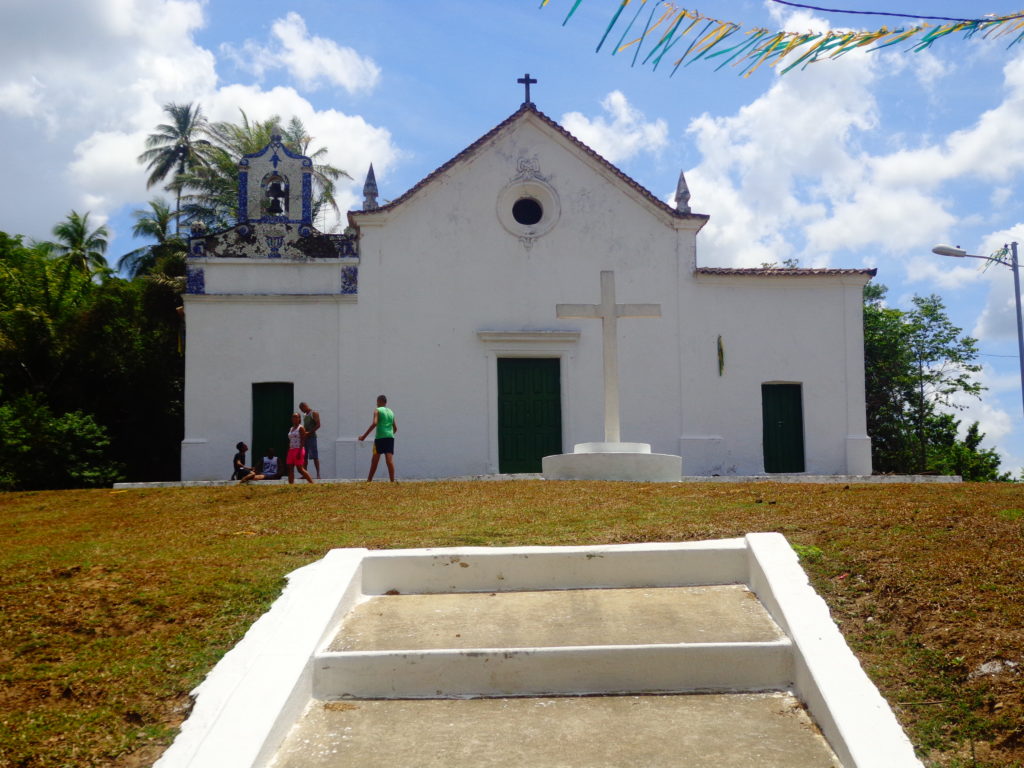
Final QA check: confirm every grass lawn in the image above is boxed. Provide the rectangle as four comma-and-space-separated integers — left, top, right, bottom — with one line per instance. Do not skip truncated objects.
1, 480, 1022, 768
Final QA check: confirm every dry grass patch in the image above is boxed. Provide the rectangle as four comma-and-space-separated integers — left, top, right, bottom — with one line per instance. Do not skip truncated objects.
0, 481, 1022, 767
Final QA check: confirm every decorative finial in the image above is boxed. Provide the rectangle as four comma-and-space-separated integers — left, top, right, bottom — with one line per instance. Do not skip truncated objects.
674, 170, 691, 213
517, 73, 537, 105
362, 164, 378, 211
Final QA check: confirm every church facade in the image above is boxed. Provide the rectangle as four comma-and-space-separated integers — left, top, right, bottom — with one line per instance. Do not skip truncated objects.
180, 101, 875, 480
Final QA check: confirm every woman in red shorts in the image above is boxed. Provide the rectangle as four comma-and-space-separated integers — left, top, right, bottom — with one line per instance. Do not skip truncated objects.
286, 412, 315, 484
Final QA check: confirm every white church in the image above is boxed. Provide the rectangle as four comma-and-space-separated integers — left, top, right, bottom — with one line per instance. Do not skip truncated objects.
180, 87, 875, 481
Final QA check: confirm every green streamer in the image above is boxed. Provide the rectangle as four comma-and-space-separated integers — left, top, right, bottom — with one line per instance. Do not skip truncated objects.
562, 0, 585, 26
630, 2, 661, 67
596, 0, 630, 53
612, 0, 650, 56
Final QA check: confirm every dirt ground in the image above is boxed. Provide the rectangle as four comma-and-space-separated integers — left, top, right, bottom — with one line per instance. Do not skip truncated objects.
0, 481, 1021, 767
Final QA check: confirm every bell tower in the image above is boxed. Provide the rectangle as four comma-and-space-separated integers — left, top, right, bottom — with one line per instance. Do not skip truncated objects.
237, 134, 313, 234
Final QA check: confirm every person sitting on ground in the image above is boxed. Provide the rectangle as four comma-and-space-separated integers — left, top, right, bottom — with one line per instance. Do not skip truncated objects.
239, 447, 282, 483
260, 448, 282, 480
232, 442, 254, 481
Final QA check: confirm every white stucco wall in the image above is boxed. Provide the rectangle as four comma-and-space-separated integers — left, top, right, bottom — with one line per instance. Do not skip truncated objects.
682, 274, 870, 475
181, 110, 871, 480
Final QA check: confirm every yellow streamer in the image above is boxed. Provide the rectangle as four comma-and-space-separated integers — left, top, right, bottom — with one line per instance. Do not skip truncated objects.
549, 1, 1024, 76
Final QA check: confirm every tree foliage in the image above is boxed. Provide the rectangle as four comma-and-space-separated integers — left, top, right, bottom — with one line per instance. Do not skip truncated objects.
863, 283, 1006, 480
1, 230, 183, 488
46, 210, 110, 277
117, 198, 187, 280
171, 108, 349, 231
138, 102, 214, 232
0, 393, 123, 490
0, 106, 353, 489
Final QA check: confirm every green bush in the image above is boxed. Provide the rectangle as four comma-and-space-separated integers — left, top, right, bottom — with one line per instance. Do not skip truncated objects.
0, 394, 123, 490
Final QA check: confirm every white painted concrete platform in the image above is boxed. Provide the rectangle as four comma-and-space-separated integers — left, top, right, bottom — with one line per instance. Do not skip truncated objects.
542, 440, 684, 482
113, 472, 960, 488
154, 536, 923, 768
271, 693, 843, 768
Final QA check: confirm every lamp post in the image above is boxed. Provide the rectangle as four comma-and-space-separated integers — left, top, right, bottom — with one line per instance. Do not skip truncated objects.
932, 241, 1024, 417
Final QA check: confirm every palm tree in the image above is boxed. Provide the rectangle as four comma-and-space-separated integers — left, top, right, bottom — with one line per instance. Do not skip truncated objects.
138, 102, 213, 232
49, 211, 110, 276
116, 199, 187, 279
177, 111, 348, 231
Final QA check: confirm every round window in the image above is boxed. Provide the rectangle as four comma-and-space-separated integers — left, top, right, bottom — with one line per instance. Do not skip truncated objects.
512, 197, 543, 226
497, 178, 560, 240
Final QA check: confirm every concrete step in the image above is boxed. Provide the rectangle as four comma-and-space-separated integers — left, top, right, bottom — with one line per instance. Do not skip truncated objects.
156, 537, 924, 768
328, 586, 785, 651
269, 693, 843, 768
314, 586, 794, 698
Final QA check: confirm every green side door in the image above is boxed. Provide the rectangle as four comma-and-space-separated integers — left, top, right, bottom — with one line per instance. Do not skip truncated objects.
761, 383, 805, 473
252, 382, 294, 467
498, 358, 562, 473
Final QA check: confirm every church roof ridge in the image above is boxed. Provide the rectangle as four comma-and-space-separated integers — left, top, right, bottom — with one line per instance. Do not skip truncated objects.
695, 266, 878, 277
349, 102, 707, 222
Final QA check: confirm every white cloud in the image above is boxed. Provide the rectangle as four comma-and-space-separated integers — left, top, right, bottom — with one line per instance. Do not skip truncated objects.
903, 254, 991, 290
69, 130, 152, 212
909, 51, 954, 91
207, 85, 401, 231
221, 12, 380, 95
683, 37, 882, 267
804, 188, 954, 255
560, 91, 668, 164
927, 227, 1024, 345
0, 2, 398, 243
0, 0, 215, 238
678, 19, 1024, 275
0, 0, 211, 135
861, 51, 1024, 192
0, 79, 45, 120
974, 270, 1024, 341
990, 186, 1013, 208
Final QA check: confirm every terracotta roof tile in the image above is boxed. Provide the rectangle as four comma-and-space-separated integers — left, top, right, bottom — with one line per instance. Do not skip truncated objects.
349, 103, 706, 222
695, 267, 877, 277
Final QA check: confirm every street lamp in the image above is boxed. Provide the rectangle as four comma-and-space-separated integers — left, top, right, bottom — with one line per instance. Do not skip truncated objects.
931, 241, 1024, 417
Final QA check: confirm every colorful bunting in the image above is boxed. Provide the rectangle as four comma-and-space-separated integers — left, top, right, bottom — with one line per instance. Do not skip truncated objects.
540, 0, 1024, 76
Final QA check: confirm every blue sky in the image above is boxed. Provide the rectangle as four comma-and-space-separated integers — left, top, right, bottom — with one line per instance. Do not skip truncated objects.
2, 0, 1023, 474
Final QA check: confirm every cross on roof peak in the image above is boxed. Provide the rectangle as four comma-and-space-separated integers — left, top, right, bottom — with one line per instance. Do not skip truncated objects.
517, 73, 537, 105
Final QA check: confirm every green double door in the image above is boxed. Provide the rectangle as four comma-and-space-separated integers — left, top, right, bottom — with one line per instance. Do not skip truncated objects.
498, 358, 562, 473
761, 383, 805, 473
252, 382, 294, 465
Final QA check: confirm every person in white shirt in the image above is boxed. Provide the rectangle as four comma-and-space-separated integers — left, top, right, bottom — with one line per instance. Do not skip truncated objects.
238, 447, 283, 482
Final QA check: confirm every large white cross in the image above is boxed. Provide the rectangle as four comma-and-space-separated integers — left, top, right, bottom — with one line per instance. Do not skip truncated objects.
556, 271, 661, 443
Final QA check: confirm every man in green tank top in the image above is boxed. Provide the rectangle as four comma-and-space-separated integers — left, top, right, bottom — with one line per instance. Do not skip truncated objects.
358, 394, 397, 481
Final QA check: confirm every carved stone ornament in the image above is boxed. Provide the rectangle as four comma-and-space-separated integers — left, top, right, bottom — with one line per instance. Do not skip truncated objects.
512, 156, 545, 183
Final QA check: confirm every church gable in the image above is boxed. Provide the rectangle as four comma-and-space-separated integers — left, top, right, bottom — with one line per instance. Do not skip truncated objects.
349, 104, 708, 234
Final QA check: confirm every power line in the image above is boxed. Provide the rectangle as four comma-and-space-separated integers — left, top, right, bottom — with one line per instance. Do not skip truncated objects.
768, 0, 1024, 23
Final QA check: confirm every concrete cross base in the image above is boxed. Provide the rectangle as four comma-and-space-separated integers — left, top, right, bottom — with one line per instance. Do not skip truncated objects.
573, 441, 652, 453
542, 444, 682, 482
